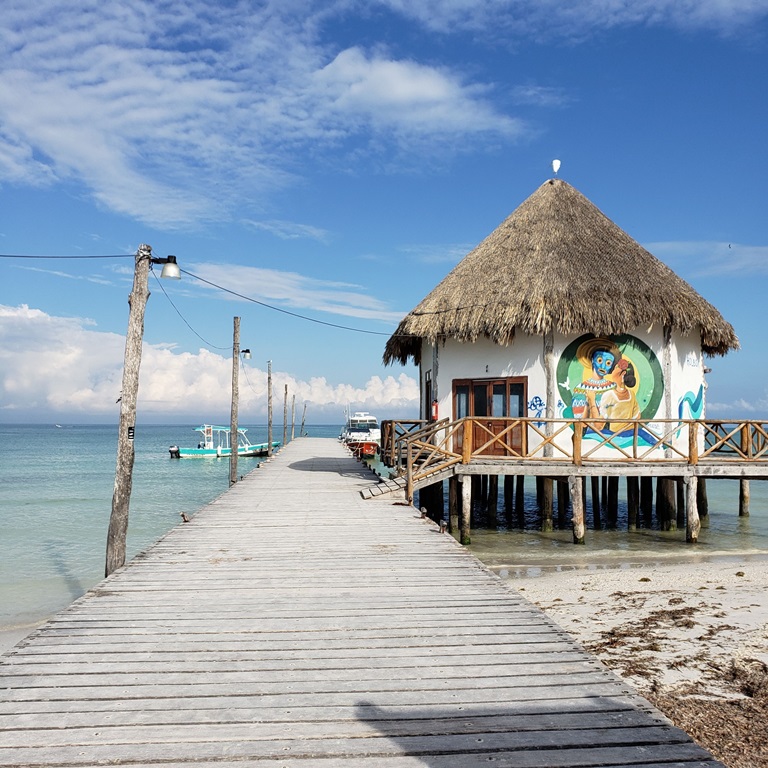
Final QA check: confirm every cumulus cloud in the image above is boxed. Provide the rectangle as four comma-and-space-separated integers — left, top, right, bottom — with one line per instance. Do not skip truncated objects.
0, 304, 418, 422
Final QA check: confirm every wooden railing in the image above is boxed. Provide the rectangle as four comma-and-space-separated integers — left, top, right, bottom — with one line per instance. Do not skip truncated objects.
380, 419, 429, 467
380, 417, 768, 501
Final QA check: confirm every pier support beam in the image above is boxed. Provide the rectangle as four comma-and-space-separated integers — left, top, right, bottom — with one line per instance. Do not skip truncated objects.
739, 479, 750, 517
460, 476, 472, 545
569, 475, 585, 544
448, 476, 459, 538
686, 476, 700, 543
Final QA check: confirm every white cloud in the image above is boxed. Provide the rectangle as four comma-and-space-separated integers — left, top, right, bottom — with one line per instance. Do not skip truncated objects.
186, 262, 406, 323
645, 241, 768, 277
0, 304, 418, 422
243, 219, 330, 242
377, 0, 768, 36
0, 1, 520, 227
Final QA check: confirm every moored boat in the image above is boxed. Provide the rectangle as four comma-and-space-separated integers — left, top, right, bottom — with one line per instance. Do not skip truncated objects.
170, 425, 280, 459
341, 411, 380, 459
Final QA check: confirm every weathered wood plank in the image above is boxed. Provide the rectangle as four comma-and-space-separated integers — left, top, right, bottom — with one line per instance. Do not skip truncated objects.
0, 438, 723, 767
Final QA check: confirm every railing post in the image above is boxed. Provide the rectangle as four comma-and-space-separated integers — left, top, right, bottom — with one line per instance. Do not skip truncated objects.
688, 421, 699, 465
462, 419, 472, 463
741, 423, 752, 460
572, 420, 583, 466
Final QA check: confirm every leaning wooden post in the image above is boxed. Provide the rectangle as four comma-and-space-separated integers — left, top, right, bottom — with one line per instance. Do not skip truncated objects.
686, 475, 700, 543
106, 245, 152, 577
291, 395, 296, 441
569, 475, 585, 544
460, 475, 472, 545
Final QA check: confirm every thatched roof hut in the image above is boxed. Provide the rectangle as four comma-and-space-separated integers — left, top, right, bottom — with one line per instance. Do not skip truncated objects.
384, 179, 738, 366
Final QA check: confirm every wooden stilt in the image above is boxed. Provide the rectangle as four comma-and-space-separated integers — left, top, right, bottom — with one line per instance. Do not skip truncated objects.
601, 476, 608, 510
557, 479, 569, 528
676, 479, 686, 528
540, 478, 554, 532
515, 475, 525, 524
504, 475, 514, 519
697, 477, 709, 528
657, 478, 676, 531
487, 475, 499, 527
569, 475, 585, 544
686, 475, 700, 543
739, 479, 750, 517
460, 476, 472, 545
627, 476, 639, 531
448, 476, 459, 538
591, 476, 601, 529
607, 477, 619, 528
640, 476, 653, 527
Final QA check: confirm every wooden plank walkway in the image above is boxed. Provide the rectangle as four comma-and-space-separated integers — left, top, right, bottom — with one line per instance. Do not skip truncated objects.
0, 438, 723, 767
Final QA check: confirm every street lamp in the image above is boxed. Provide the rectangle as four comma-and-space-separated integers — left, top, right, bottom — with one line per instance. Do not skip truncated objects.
105, 244, 180, 577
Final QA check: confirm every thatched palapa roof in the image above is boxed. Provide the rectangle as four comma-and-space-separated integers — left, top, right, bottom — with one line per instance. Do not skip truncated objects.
384, 179, 738, 366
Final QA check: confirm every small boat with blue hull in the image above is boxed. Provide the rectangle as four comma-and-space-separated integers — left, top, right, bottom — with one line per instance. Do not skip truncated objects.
170, 425, 279, 459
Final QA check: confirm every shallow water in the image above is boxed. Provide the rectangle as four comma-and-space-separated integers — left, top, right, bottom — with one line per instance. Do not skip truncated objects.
0, 423, 342, 630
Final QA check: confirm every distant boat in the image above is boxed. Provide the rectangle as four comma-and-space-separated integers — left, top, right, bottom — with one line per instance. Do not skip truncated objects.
340, 411, 380, 459
54, 424, 62, 428
169, 425, 279, 459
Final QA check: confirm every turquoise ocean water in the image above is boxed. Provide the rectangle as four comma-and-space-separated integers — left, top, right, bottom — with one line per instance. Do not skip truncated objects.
1, 423, 767, 633
0, 423, 341, 632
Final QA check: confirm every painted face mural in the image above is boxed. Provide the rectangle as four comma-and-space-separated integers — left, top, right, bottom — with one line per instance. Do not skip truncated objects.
557, 334, 664, 447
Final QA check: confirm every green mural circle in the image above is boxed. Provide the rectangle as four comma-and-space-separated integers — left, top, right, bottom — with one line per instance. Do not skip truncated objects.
557, 334, 664, 419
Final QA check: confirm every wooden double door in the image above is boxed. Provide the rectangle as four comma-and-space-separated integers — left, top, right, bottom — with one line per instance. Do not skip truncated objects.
453, 377, 527, 456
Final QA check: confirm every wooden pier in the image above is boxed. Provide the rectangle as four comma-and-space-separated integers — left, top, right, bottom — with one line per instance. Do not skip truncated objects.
0, 438, 723, 767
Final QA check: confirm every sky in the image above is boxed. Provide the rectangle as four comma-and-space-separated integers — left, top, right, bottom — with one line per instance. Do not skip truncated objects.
1, 0, 767, 426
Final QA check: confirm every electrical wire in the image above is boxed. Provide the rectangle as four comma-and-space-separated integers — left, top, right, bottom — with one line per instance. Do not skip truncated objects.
0, 253, 131, 259
150, 270, 230, 350
181, 268, 392, 337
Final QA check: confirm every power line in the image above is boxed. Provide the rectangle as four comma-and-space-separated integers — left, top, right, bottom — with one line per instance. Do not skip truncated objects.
1, 251, 403, 339
0, 253, 131, 259
182, 268, 392, 337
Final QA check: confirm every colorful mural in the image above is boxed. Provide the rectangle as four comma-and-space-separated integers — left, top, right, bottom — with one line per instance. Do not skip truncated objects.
557, 334, 664, 447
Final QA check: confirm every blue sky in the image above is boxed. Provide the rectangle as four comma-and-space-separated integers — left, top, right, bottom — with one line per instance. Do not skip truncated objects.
1, 0, 766, 425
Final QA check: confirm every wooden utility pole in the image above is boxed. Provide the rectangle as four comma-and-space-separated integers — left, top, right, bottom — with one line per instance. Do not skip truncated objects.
267, 360, 273, 456
291, 395, 296, 441
229, 317, 241, 487
300, 402, 307, 437
106, 244, 152, 577
283, 384, 288, 446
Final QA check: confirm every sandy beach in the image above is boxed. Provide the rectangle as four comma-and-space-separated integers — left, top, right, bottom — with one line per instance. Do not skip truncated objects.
506, 556, 768, 768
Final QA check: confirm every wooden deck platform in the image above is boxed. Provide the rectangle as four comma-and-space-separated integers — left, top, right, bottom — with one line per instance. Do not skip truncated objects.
0, 438, 723, 767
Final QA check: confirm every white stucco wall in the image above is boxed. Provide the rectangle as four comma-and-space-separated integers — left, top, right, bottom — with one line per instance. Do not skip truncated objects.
419, 326, 707, 458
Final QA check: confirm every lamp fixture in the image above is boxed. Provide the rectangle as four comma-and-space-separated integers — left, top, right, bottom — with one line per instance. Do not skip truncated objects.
151, 254, 181, 279
242, 348, 252, 360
